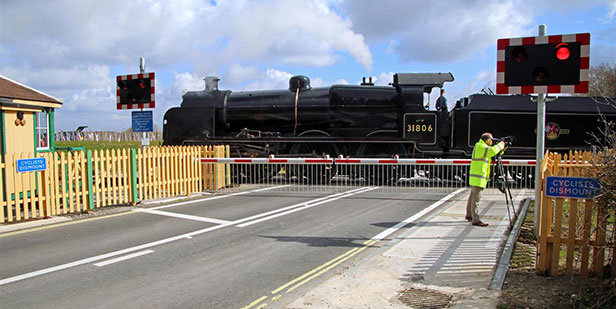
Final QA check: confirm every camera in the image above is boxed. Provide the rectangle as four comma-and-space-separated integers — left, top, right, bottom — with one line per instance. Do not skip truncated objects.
493, 135, 516, 147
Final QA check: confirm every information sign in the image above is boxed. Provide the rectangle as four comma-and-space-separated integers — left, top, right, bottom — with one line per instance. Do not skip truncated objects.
545, 176, 601, 199
132, 111, 153, 132
17, 158, 47, 173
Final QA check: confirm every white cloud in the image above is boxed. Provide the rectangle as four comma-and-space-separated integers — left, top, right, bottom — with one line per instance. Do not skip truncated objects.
460, 70, 496, 96
0, 65, 112, 92
1, 0, 371, 74
224, 64, 260, 84
243, 69, 294, 90
209, 0, 372, 71
374, 72, 394, 86
606, 0, 616, 20
340, 0, 534, 63
169, 72, 206, 96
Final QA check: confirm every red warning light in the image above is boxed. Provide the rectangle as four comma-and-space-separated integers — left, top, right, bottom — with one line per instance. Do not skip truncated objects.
555, 43, 570, 60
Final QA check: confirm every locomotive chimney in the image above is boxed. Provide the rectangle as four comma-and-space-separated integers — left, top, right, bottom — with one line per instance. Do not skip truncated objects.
204, 76, 220, 91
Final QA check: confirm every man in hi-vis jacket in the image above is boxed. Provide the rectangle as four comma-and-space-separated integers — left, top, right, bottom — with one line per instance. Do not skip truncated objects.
466, 132, 506, 226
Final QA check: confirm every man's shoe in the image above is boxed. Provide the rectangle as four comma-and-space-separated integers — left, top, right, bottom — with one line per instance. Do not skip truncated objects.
472, 221, 489, 227
465, 216, 472, 222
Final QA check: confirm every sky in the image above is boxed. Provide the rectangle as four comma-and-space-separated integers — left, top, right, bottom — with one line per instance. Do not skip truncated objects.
1, 0, 615, 132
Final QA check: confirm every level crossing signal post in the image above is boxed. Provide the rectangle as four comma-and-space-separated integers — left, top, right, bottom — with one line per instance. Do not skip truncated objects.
496, 25, 590, 236
117, 58, 156, 147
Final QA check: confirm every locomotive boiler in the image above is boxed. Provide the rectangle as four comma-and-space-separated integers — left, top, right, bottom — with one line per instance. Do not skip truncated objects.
162, 73, 616, 158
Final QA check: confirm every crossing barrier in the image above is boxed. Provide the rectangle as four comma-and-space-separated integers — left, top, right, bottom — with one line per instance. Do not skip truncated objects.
200, 156, 537, 194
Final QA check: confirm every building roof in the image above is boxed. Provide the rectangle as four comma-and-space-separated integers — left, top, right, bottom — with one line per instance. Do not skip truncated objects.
0, 75, 62, 105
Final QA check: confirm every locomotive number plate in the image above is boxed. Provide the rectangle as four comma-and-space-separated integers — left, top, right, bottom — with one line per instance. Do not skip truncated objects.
403, 113, 436, 144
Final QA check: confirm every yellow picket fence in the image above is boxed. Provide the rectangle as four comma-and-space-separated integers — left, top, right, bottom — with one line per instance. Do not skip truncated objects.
136, 146, 202, 201
537, 150, 615, 278
0, 145, 229, 223
92, 148, 132, 208
0, 151, 90, 223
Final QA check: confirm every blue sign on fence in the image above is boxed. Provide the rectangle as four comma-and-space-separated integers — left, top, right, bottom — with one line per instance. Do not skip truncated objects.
545, 176, 601, 199
17, 158, 47, 173
132, 111, 153, 132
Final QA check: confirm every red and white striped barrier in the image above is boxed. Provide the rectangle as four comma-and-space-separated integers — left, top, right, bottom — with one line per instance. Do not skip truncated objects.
200, 157, 537, 166
200, 158, 334, 164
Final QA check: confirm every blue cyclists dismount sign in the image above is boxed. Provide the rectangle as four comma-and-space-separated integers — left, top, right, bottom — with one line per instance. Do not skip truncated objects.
17, 158, 47, 173
132, 111, 153, 132
545, 176, 601, 199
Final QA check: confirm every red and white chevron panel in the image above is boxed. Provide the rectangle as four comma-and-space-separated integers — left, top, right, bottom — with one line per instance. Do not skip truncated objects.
116, 72, 155, 110
200, 157, 537, 166
496, 33, 590, 94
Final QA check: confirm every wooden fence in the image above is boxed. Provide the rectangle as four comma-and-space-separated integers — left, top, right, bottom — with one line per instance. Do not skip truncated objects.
537, 150, 615, 278
0, 145, 229, 223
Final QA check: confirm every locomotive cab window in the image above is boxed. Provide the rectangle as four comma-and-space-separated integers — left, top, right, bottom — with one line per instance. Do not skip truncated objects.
36, 109, 50, 150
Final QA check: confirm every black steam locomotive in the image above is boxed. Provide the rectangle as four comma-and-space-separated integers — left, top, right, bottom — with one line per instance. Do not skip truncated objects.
163, 73, 616, 158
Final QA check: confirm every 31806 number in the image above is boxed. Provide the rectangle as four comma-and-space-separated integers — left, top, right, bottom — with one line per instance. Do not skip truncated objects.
406, 124, 433, 132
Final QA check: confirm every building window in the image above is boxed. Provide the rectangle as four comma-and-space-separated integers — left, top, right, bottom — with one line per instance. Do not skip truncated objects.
36, 110, 50, 150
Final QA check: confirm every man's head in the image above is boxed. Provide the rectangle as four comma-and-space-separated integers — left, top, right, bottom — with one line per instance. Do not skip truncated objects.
481, 132, 493, 146
440, 89, 446, 96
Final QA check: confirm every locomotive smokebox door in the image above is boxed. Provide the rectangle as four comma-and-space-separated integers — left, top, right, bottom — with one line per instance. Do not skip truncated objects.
403, 113, 436, 144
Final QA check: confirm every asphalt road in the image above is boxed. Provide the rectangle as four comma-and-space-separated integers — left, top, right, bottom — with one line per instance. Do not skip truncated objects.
0, 185, 458, 308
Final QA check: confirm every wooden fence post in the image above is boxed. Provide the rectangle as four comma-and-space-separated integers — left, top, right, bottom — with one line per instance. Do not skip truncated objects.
130, 148, 138, 205
87, 150, 94, 210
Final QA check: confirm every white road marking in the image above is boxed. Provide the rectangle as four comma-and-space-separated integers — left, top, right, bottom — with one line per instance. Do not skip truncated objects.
94, 250, 155, 267
229, 187, 374, 227
0, 185, 433, 286
371, 188, 465, 241
0, 223, 232, 286
237, 186, 378, 227
148, 185, 291, 210
136, 209, 232, 225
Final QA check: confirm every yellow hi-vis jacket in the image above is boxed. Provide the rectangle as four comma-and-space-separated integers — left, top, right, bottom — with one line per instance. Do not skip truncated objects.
469, 139, 506, 188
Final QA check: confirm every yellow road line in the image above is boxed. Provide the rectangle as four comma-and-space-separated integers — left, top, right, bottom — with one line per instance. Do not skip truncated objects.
241, 295, 268, 309
286, 240, 377, 293
271, 246, 362, 294
0, 211, 136, 238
